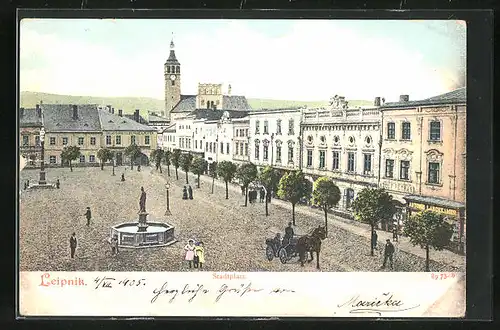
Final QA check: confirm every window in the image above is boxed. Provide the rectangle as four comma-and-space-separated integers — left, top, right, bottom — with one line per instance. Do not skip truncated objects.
106, 135, 111, 145
145, 136, 150, 145
205, 142, 208, 152
263, 145, 269, 160
401, 122, 411, 140
235, 130, 239, 137
35, 136, 40, 146
288, 145, 294, 163
78, 137, 84, 145
49, 155, 56, 164
385, 159, 394, 178
62, 137, 68, 145
319, 150, 326, 168
90, 137, 96, 145
255, 120, 260, 134
22, 135, 28, 146
428, 162, 440, 184
244, 143, 248, 156
429, 121, 441, 141
226, 143, 230, 154
235, 143, 239, 155
195, 140, 198, 149
288, 119, 294, 135
49, 137, 56, 145
387, 122, 395, 139
209, 142, 213, 153
115, 136, 121, 145
276, 146, 282, 162
255, 145, 260, 159
400, 160, 410, 180
245, 129, 249, 137
307, 150, 313, 167
131, 136, 136, 145
240, 143, 244, 156
220, 142, 224, 154
79, 155, 85, 163
264, 120, 269, 134
276, 119, 282, 134
347, 152, 355, 172
89, 155, 96, 163
332, 151, 340, 170
363, 154, 372, 175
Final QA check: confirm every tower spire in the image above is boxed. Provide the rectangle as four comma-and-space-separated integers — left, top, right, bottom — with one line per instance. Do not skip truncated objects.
170, 32, 175, 49
167, 32, 178, 62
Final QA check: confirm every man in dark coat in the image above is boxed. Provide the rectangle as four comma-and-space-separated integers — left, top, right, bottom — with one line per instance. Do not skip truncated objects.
121, 173, 125, 181
371, 230, 378, 251
84, 207, 91, 226
259, 188, 265, 203
382, 239, 395, 269
182, 186, 188, 200
56, 179, 60, 189
70, 232, 77, 258
283, 222, 294, 246
188, 185, 193, 200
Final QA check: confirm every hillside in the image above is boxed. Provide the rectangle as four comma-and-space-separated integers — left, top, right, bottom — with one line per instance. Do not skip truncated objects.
20, 91, 372, 115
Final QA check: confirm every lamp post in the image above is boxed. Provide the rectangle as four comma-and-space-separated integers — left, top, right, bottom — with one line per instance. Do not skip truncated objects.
270, 133, 275, 166
112, 155, 116, 176
165, 182, 171, 215
38, 127, 46, 185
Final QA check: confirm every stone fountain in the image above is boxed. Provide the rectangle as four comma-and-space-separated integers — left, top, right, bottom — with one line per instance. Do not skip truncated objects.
108, 187, 177, 248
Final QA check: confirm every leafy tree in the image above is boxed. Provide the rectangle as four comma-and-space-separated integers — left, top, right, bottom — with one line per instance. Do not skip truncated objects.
276, 170, 312, 226
164, 150, 172, 176
124, 143, 141, 170
311, 177, 341, 237
97, 147, 113, 170
60, 146, 81, 172
180, 153, 194, 184
209, 161, 217, 194
191, 157, 207, 188
351, 188, 397, 256
259, 166, 282, 216
171, 149, 181, 180
150, 149, 164, 173
403, 210, 454, 271
236, 163, 258, 206
216, 160, 237, 199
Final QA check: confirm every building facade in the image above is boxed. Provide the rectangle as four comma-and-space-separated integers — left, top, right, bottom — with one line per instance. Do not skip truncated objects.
19, 106, 42, 167
161, 123, 177, 152
232, 118, 250, 164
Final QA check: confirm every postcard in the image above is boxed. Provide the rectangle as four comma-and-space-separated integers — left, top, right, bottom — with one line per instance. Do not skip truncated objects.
18, 16, 467, 318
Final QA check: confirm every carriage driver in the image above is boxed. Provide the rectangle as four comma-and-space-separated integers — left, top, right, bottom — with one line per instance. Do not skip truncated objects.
284, 222, 294, 245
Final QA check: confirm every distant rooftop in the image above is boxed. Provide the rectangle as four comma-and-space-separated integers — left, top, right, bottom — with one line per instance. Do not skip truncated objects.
171, 95, 252, 113
42, 104, 102, 132
382, 87, 466, 109
98, 110, 156, 132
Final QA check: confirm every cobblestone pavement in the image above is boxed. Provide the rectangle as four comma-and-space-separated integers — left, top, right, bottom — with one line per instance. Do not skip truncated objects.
19, 166, 464, 272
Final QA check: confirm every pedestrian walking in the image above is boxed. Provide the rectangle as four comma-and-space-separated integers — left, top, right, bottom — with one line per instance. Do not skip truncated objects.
84, 207, 92, 226
56, 179, 60, 189
111, 235, 119, 256
23, 181, 27, 190
121, 173, 125, 181
259, 188, 265, 203
371, 230, 378, 251
182, 186, 188, 200
184, 239, 196, 268
194, 241, 205, 269
70, 232, 77, 259
382, 239, 395, 270
188, 185, 193, 200
241, 186, 245, 196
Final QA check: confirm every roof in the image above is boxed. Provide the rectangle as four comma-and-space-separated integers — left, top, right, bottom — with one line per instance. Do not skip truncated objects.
171, 95, 252, 113
187, 109, 250, 121
124, 114, 148, 125
381, 87, 466, 109
403, 194, 465, 210
98, 110, 156, 132
166, 49, 179, 63
19, 108, 42, 127
42, 104, 102, 132
148, 113, 169, 122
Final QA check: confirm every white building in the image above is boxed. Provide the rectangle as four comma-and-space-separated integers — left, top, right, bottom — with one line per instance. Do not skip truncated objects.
248, 108, 304, 170
161, 123, 177, 152
301, 95, 382, 211
232, 117, 250, 164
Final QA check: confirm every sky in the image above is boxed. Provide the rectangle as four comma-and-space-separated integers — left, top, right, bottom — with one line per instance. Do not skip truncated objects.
19, 19, 466, 102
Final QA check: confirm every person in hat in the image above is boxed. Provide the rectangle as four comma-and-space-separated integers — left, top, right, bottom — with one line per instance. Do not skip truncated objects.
371, 230, 378, 251
84, 207, 92, 226
194, 241, 205, 269
184, 239, 196, 268
188, 185, 193, 200
69, 232, 77, 259
121, 173, 125, 181
56, 179, 60, 189
283, 222, 294, 246
382, 239, 395, 270
182, 186, 188, 200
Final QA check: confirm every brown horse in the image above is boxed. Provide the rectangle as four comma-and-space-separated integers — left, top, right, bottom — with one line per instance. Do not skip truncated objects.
296, 225, 327, 269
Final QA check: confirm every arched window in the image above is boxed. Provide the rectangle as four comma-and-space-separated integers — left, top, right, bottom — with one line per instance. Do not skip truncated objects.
176, 66, 180, 73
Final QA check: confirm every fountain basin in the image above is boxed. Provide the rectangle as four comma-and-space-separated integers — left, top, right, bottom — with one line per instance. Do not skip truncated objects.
28, 183, 56, 189
110, 222, 177, 248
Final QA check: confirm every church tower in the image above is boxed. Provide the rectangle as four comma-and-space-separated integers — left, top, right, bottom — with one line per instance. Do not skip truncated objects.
164, 35, 181, 121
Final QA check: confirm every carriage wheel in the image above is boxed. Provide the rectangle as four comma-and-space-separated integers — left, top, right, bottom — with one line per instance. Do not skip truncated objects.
278, 248, 288, 264
266, 246, 274, 261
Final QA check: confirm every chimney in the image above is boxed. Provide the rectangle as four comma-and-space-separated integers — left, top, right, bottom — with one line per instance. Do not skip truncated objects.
35, 104, 41, 117
20, 107, 24, 118
374, 97, 381, 107
72, 105, 78, 120
399, 94, 409, 102
118, 109, 123, 117
134, 109, 140, 122
111, 107, 115, 114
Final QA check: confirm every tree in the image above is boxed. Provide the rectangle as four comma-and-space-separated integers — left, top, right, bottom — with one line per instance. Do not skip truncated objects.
191, 157, 207, 188
216, 160, 237, 199
311, 177, 341, 237
124, 143, 141, 170
209, 161, 217, 194
97, 147, 113, 170
164, 150, 172, 176
276, 170, 312, 226
150, 149, 164, 173
259, 166, 282, 216
171, 149, 181, 180
236, 163, 258, 206
351, 188, 397, 256
180, 153, 194, 184
403, 210, 454, 271
60, 146, 81, 172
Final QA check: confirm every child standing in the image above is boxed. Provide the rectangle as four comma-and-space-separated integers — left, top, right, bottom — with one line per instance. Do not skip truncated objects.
194, 242, 205, 269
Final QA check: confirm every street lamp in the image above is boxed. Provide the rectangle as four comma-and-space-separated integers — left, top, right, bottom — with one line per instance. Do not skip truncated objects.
38, 127, 46, 185
164, 182, 171, 216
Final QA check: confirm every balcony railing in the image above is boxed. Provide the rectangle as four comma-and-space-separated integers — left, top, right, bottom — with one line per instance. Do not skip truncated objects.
20, 145, 42, 151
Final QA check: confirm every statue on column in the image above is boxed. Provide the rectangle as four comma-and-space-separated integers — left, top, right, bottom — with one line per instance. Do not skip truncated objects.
139, 186, 147, 213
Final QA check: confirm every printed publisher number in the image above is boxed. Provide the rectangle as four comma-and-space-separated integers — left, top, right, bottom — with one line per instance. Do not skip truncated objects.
431, 273, 456, 280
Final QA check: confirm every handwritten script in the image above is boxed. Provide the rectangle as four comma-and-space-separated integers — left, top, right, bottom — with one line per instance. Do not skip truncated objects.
337, 292, 420, 316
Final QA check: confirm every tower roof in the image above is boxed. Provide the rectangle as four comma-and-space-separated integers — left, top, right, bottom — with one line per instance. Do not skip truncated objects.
166, 33, 179, 63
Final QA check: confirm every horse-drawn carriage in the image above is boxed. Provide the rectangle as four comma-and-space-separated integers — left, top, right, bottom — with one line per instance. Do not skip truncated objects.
265, 235, 303, 264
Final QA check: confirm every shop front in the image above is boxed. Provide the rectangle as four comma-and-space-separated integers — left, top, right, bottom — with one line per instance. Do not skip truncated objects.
403, 194, 466, 254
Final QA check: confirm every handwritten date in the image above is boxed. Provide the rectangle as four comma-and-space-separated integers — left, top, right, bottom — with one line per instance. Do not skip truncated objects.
431, 273, 456, 280
93, 276, 147, 290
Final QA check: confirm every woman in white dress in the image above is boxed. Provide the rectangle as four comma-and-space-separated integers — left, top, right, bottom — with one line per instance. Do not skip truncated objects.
184, 239, 196, 268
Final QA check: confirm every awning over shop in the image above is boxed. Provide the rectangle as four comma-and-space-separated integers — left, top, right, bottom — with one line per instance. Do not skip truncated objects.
403, 194, 465, 217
